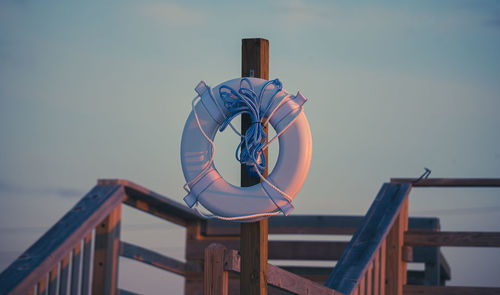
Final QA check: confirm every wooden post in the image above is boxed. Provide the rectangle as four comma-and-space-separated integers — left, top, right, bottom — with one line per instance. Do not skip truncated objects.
204, 243, 228, 295
92, 204, 121, 295
240, 38, 269, 295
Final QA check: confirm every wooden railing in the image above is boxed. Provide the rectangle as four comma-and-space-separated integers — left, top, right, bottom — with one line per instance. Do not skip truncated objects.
325, 179, 500, 295
324, 183, 412, 295
392, 178, 500, 295
0, 180, 201, 295
4, 178, 493, 294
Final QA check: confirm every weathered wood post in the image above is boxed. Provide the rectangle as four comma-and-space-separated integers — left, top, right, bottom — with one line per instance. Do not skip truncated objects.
204, 243, 228, 295
92, 204, 121, 295
240, 38, 269, 295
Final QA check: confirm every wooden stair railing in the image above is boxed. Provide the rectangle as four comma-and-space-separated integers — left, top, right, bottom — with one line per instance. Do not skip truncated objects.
324, 183, 412, 295
0, 180, 202, 295
324, 179, 500, 295
2, 178, 475, 295
393, 178, 500, 295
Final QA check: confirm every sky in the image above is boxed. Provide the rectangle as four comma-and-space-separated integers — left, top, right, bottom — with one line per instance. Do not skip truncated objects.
1, 0, 500, 293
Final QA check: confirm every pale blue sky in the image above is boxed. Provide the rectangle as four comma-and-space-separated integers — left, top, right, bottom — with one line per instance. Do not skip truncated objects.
1, 0, 500, 293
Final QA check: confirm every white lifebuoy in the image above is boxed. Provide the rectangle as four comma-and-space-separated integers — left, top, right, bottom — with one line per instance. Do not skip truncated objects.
181, 77, 312, 222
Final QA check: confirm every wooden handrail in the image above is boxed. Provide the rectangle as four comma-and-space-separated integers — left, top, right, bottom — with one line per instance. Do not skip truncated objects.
391, 178, 500, 187
0, 179, 202, 295
0, 184, 125, 295
324, 183, 412, 294
405, 231, 500, 247
98, 179, 202, 225
404, 285, 500, 295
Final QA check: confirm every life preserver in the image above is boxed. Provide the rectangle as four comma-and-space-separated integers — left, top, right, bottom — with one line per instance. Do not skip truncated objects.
180, 77, 312, 222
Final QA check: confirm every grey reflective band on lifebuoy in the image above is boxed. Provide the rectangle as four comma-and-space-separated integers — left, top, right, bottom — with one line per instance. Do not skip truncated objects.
183, 167, 221, 208
196, 81, 225, 125
269, 91, 307, 127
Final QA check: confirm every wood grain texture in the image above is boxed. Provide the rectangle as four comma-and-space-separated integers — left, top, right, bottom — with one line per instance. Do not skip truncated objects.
241, 38, 269, 186
70, 242, 82, 295
204, 244, 228, 295
380, 241, 386, 295
92, 204, 121, 295
405, 231, 500, 247
185, 221, 204, 295
0, 184, 125, 295
403, 285, 500, 295
240, 38, 270, 295
204, 215, 440, 236
47, 264, 58, 295
240, 220, 268, 295
187, 239, 348, 261
224, 249, 342, 295
120, 241, 201, 275
98, 179, 201, 226
372, 248, 380, 295
390, 178, 500, 187
58, 254, 70, 295
37, 276, 47, 295
205, 215, 361, 236
324, 183, 412, 294
80, 233, 92, 295
386, 197, 409, 295
366, 262, 373, 295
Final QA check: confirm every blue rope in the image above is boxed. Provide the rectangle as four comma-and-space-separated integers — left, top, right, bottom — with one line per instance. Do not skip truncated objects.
219, 78, 283, 177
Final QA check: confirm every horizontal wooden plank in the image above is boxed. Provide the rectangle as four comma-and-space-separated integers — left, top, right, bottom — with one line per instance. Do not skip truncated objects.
120, 241, 200, 276
98, 179, 202, 226
203, 216, 440, 236
391, 178, 500, 187
204, 215, 363, 236
404, 285, 500, 295
325, 183, 412, 294
187, 239, 348, 261
405, 231, 500, 247
279, 266, 332, 283
223, 249, 342, 295
0, 185, 126, 295
411, 247, 451, 281
273, 266, 448, 286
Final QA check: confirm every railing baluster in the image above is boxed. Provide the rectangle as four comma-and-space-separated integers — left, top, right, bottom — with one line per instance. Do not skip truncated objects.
37, 275, 47, 295
379, 240, 386, 295
366, 262, 373, 295
358, 275, 365, 295
70, 242, 82, 295
59, 253, 71, 295
372, 249, 379, 295
81, 232, 93, 295
92, 204, 121, 295
48, 264, 58, 295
